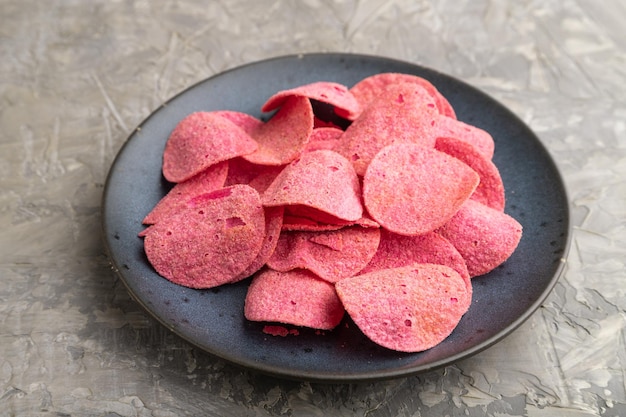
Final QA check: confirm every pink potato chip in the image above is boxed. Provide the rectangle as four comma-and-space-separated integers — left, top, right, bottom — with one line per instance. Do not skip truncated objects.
231, 206, 284, 281
361, 229, 471, 284
261, 81, 360, 120
162, 112, 258, 183
435, 116, 495, 160
262, 149, 363, 222
335, 263, 470, 352
363, 143, 479, 236
224, 157, 284, 194
435, 136, 505, 211
212, 110, 264, 134
243, 96, 314, 166
303, 127, 343, 152
437, 199, 523, 277
266, 226, 381, 283
281, 209, 379, 232
244, 269, 345, 330
334, 83, 439, 176
349, 72, 456, 119
142, 161, 229, 225
143, 184, 266, 289
359, 229, 471, 311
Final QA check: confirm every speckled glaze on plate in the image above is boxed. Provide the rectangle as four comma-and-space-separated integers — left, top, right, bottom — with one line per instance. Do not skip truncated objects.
101, 53, 570, 382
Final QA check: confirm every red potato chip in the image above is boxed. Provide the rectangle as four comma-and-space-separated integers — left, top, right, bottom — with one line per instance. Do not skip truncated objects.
244, 269, 345, 330
262, 149, 363, 222
363, 143, 479, 236
281, 210, 379, 232
243, 96, 314, 166
142, 161, 229, 225
349, 72, 456, 119
361, 229, 470, 284
280, 215, 346, 232
435, 136, 505, 211
359, 229, 471, 311
303, 127, 344, 152
334, 83, 439, 176
162, 112, 258, 183
231, 206, 284, 281
143, 185, 266, 289
213, 110, 264, 134
261, 81, 360, 121
224, 157, 284, 194
435, 116, 495, 160
335, 263, 470, 352
437, 199, 523, 277
266, 226, 381, 283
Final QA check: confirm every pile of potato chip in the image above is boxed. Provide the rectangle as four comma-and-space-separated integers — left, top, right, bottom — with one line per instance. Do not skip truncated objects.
140, 73, 522, 353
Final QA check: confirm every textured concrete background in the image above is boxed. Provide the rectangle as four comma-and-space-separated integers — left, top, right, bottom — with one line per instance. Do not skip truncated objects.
1, 0, 625, 416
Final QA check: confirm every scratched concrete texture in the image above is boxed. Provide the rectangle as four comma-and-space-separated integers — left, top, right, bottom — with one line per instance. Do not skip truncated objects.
1, 0, 625, 416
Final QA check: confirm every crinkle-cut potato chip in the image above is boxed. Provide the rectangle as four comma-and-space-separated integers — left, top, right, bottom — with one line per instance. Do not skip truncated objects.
162, 112, 258, 183
435, 116, 495, 160
335, 83, 439, 176
142, 160, 229, 225
349, 72, 456, 119
231, 206, 284, 282
335, 263, 470, 352
243, 95, 314, 166
262, 149, 363, 222
143, 184, 266, 289
266, 226, 381, 283
435, 136, 505, 211
261, 81, 360, 121
437, 199, 523, 277
363, 143, 479, 236
244, 269, 345, 330
303, 127, 343, 152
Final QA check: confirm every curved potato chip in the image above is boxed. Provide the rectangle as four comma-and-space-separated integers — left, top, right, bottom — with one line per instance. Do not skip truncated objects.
224, 157, 284, 194
363, 143, 479, 235
336, 263, 470, 352
262, 149, 363, 222
266, 226, 381, 283
213, 110, 264, 134
244, 269, 345, 330
303, 127, 343, 152
435, 136, 505, 211
143, 185, 265, 288
231, 206, 284, 281
359, 229, 471, 310
361, 230, 470, 283
349, 72, 456, 119
243, 96, 314, 166
261, 81, 360, 120
162, 112, 257, 183
142, 161, 228, 225
435, 116, 495, 160
335, 83, 439, 176
437, 199, 523, 277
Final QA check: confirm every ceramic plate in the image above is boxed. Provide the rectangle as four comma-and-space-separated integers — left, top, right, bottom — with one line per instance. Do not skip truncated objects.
101, 53, 570, 382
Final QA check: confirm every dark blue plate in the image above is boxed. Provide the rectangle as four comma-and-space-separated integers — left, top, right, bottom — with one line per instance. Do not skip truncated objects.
102, 53, 570, 382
